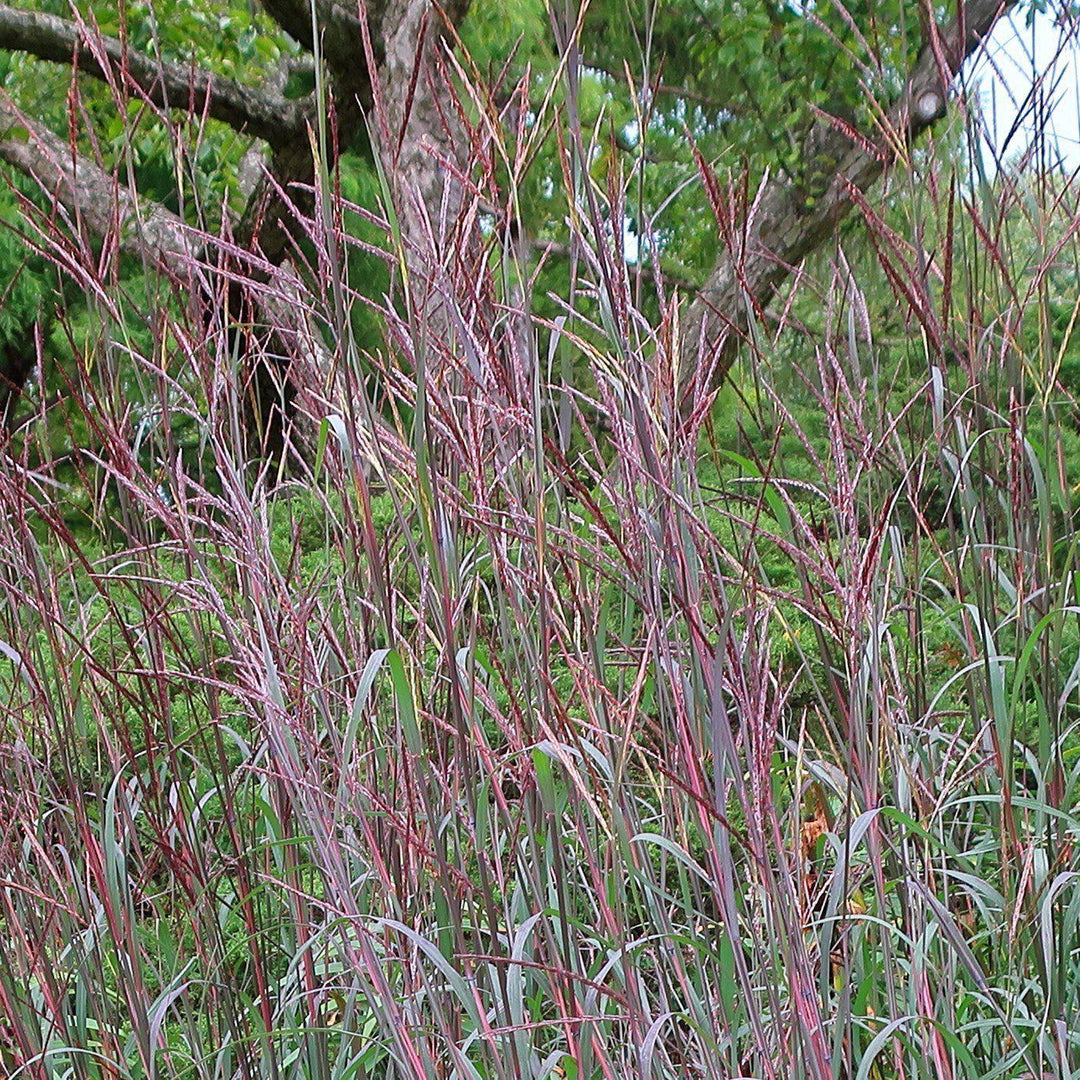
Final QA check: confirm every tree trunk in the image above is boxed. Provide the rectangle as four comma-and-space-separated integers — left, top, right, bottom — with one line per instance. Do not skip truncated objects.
373, 0, 474, 337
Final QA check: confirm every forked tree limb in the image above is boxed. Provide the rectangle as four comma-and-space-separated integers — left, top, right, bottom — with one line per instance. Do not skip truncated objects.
679, 0, 1017, 398
0, 0, 474, 451
0, 4, 308, 147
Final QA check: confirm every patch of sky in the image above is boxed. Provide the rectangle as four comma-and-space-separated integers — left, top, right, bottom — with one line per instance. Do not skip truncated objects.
968, 6, 1080, 171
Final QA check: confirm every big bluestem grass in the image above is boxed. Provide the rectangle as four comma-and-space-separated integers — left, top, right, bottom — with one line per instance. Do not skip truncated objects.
3, 15, 1080, 1080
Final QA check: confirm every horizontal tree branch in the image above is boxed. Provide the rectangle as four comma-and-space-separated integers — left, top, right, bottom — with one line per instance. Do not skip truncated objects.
0, 3, 307, 147
680, 0, 1016, 398
0, 97, 194, 265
